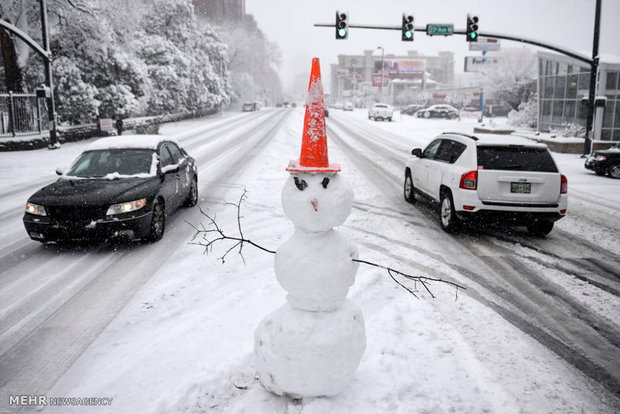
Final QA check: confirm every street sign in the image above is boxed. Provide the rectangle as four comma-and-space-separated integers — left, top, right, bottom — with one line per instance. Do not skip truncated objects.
426, 24, 453, 36
464, 56, 503, 72
372, 73, 388, 87
469, 37, 500, 51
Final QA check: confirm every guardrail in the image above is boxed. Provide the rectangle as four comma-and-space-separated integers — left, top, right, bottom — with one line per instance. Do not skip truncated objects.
0, 106, 220, 151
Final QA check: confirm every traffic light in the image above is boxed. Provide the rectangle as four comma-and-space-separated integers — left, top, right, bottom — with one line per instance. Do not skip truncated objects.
466, 14, 479, 42
336, 11, 348, 39
401, 13, 414, 41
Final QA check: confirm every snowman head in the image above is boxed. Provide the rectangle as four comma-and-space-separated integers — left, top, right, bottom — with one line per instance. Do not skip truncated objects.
282, 173, 353, 232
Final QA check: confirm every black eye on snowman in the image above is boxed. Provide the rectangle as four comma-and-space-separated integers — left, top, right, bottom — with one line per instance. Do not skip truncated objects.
322, 177, 330, 189
294, 176, 308, 191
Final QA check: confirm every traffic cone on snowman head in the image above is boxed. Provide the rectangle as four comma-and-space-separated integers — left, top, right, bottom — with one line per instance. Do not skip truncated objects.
286, 57, 340, 174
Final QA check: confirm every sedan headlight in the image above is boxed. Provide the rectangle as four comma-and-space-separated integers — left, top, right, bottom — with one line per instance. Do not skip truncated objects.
594, 155, 607, 161
25, 202, 47, 216
106, 198, 147, 216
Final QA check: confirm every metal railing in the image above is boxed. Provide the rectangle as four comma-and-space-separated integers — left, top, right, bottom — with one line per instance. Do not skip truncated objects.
0, 92, 45, 136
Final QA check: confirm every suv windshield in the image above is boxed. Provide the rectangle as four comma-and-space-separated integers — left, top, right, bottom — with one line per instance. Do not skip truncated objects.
477, 146, 558, 172
374, 104, 388, 108
67, 149, 155, 178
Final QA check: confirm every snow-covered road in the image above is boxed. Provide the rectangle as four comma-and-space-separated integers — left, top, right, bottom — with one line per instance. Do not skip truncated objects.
0, 109, 291, 412
0, 108, 619, 413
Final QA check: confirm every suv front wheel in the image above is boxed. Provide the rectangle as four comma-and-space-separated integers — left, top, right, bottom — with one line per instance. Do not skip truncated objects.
440, 191, 460, 232
404, 171, 416, 204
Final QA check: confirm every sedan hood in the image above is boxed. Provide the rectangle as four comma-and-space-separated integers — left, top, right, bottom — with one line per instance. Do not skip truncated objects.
29, 177, 161, 207
594, 147, 620, 157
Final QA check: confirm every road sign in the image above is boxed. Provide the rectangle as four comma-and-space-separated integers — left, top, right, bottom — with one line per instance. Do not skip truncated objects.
469, 37, 500, 51
426, 24, 453, 36
372, 73, 388, 87
464, 56, 503, 72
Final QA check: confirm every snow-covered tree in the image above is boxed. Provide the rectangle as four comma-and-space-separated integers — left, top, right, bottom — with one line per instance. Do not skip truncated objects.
5, 0, 232, 123
507, 93, 538, 128
217, 14, 282, 105
53, 56, 100, 124
97, 84, 139, 119
480, 49, 537, 111
447, 89, 470, 112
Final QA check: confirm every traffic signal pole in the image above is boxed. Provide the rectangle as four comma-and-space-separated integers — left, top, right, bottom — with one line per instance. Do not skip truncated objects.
583, 0, 602, 156
317, 21, 593, 64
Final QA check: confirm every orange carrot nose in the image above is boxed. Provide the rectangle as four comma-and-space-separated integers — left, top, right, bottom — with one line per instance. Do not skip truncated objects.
311, 199, 318, 212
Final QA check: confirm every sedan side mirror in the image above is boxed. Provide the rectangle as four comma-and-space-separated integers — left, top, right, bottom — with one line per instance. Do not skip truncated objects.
55, 166, 67, 175
411, 148, 422, 157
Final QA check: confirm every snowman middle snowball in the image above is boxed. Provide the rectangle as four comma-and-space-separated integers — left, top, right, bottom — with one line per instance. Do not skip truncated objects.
277, 173, 359, 312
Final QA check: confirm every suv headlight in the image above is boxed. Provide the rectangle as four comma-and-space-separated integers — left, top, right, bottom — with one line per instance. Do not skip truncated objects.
25, 202, 47, 216
106, 198, 146, 216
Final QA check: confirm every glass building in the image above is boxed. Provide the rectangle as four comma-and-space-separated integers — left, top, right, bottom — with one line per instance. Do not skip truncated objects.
538, 51, 620, 141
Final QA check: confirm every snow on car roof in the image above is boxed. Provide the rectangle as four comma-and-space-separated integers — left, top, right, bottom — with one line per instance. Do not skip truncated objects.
441, 132, 548, 148
87, 135, 178, 151
474, 134, 548, 148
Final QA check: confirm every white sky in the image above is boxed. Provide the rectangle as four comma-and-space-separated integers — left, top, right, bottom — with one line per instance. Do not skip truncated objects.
245, 0, 620, 95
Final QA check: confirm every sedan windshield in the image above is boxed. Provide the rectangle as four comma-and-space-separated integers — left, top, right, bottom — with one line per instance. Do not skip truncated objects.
66, 149, 156, 178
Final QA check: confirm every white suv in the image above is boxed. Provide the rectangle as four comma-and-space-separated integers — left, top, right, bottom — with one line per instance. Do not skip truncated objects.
403, 132, 567, 236
368, 103, 393, 121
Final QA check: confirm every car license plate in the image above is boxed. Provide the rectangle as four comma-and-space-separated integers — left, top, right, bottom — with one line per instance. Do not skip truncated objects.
511, 182, 531, 193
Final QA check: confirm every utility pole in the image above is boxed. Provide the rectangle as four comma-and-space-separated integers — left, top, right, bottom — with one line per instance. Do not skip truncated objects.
39, 0, 58, 148
583, 0, 602, 156
377, 46, 385, 101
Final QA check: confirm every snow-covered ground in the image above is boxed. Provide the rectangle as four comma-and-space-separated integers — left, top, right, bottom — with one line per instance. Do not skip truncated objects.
1, 109, 619, 413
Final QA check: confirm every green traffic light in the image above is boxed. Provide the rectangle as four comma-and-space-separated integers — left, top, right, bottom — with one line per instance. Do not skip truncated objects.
338, 28, 347, 37
470, 32, 477, 40
405, 30, 413, 39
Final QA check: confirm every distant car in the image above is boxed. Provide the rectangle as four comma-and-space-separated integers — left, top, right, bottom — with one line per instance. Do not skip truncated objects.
292, 103, 297, 108
23, 135, 198, 243
368, 103, 393, 121
484, 104, 511, 117
404, 132, 567, 236
283, 101, 290, 108
343, 101, 354, 111
416, 104, 459, 119
401, 104, 425, 116
333, 102, 344, 110
584, 143, 620, 178
276, 103, 283, 108
242, 102, 257, 112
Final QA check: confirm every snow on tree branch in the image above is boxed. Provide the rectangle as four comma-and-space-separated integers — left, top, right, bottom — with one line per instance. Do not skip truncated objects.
189, 192, 466, 300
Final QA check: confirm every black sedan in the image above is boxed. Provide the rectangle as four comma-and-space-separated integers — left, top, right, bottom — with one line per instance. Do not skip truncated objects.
415, 104, 459, 119
585, 143, 620, 178
23, 135, 198, 243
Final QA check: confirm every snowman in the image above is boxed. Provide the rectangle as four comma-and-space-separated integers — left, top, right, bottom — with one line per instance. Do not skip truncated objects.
254, 57, 366, 398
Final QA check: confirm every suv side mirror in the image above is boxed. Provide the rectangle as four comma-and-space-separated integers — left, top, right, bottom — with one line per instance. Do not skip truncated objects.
412, 148, 422, 157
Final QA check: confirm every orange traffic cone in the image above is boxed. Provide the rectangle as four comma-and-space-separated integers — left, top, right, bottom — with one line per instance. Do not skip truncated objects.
286, 57, 341, 174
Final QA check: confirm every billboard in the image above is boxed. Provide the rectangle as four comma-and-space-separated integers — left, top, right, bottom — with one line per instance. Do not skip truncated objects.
375, 59, 425, 78
372, 73, 388, 87
464, 56, 504, 73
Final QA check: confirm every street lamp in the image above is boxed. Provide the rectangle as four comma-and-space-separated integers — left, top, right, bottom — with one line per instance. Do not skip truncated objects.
377, 46, 385, 101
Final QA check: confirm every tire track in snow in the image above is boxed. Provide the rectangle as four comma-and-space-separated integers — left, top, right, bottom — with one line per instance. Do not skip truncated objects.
328, 114, 620, 402
0, 109, 293, 411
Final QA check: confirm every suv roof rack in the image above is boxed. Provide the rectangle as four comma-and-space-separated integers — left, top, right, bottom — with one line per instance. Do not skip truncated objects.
442, 132, 479, 141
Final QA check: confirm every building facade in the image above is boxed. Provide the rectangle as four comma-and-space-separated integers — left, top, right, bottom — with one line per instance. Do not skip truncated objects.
330, 50, 454, 106
538, 51, 620, 142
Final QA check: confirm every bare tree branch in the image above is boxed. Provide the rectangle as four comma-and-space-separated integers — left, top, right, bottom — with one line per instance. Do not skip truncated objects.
189, 192, 466, 299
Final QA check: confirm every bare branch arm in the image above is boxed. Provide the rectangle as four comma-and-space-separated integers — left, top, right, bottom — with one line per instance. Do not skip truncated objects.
189, 193, 465, 298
